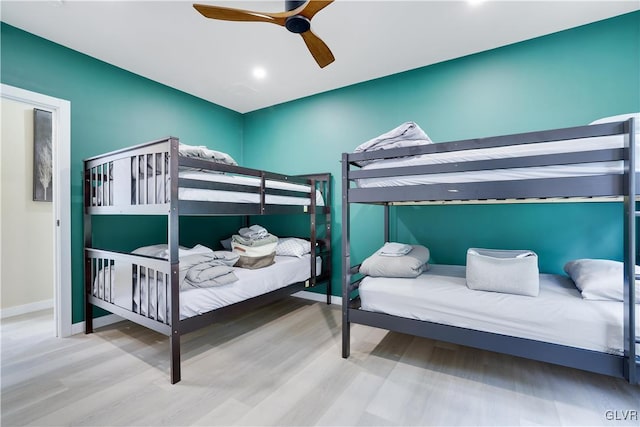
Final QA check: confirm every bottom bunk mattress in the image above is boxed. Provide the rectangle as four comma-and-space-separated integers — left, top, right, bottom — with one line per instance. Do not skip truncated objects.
179, 254, 321, 319
358, 264, 639, 355
94, 255, 321, 321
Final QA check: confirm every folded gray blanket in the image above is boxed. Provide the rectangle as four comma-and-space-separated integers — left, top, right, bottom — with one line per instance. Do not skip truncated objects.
353, 122, 432, 166
179, 143, 238, 166
359, 244, 430, 278
184, 269, 238, 288
238, 224, 268, 240
178, 252, 240, 289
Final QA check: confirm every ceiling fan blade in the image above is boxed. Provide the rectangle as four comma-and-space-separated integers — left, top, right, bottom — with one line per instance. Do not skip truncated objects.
300, 30, 335, 68
193, 4, 289, 26
297, 0, 334, 20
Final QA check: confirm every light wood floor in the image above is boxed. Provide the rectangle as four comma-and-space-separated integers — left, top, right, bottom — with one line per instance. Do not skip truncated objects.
1, 299, 639, 426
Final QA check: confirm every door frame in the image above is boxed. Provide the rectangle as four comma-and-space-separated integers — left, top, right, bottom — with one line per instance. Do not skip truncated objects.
1, 84, 72, 337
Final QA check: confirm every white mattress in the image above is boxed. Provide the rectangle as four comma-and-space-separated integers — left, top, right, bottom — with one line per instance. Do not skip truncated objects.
356, 133, 638, 189
179, 254, 321, 319
130, 170, 324, 206
358, 264, 640, 355
177, 170, 325, 206
98, 169, 325, 207
94, 255, 321, 321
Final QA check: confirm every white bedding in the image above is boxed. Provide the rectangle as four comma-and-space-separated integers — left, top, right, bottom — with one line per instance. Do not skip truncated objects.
358, 264, 640, 355
130, 169, 325, 206
95, 255, 321, 321
177, 170, 325, 206
179, 254, 321, 319
356, 133, 637, 189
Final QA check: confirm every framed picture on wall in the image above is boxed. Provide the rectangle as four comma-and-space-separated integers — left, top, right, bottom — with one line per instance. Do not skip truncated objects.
33, 108, 53, 202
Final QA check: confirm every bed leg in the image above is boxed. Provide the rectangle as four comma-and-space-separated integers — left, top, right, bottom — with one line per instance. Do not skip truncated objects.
170, 333, 181, 384
85, 302, 93, 334
342, 313, 350, 358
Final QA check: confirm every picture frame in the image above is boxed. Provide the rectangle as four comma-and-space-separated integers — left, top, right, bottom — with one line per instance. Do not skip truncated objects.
33, 108, 53, 202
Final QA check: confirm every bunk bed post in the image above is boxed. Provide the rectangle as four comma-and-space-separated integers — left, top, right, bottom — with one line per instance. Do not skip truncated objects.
309, 179, 317, 288
623, 117, 638, 384
341, 154, 351, 358
168, 137, 181, 384
384, 205, 389, 243
325, 175, 332, 305
83, 166, 93, 334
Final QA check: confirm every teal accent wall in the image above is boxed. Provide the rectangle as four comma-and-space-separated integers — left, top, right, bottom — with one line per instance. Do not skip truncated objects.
1, 23, 244, 323
243, 12, 640, 286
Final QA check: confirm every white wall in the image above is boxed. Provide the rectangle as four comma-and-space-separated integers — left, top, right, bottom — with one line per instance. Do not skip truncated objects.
1, 98, 53, 310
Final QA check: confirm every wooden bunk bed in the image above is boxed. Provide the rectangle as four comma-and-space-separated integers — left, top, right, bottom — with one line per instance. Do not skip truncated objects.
84, 136, 332, 383
341, 117, 639, 384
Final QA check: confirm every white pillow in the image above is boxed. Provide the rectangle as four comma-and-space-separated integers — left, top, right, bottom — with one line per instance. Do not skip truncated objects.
466, 248, 539, 297
563, 259, 640, 302
276, 238, 311, 258
589, 113, 640, 125
220, 237, 232, 251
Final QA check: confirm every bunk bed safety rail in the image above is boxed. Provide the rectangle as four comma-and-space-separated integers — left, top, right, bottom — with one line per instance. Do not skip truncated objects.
346, 121, 629, 166
84, 138, 174, 214
85, 249, 173, 329
343, 120, 637, 204
85, 138, 330, 216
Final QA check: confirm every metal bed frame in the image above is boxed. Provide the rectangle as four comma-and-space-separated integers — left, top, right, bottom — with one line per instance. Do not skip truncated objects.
341, 119, 638, 384
84, 136, 332, 383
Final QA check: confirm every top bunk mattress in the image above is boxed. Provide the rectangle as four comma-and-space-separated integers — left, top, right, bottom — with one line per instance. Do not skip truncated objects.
358, 264, 640, 355
355, 132, 638, 189
95, 168, 325, 207
93, 254, 322, 321
86, 139, 328, 209
177, 170, 325, 206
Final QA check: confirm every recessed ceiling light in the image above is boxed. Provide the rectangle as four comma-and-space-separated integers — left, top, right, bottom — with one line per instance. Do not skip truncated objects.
252, 67, 267, 80
468, 0, 486, 5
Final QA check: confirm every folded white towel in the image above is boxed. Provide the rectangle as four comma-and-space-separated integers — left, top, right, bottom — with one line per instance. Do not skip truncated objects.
378, 242, 413, 257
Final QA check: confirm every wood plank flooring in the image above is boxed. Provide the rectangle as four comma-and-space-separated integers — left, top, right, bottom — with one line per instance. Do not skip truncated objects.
2, 299, 639, 426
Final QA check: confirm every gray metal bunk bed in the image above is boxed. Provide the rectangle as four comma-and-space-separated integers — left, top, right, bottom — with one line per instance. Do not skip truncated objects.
341, 118, 638, 384
84, 136, 332, 383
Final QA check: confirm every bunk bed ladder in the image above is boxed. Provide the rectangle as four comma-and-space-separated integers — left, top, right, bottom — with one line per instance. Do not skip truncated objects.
624, 117, 638, 384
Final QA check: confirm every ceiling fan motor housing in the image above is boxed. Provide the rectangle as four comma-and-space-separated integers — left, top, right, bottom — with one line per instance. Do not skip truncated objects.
284, 0, 310, 33
285, 15, 311, 33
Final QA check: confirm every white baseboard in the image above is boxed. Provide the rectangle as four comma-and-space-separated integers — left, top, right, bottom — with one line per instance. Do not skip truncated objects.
293, 290, 342, 305
0, 299, 53, 319
71, 314, 123, 335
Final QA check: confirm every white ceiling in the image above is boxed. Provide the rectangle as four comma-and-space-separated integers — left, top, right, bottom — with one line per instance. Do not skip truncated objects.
2, 0, 638, 113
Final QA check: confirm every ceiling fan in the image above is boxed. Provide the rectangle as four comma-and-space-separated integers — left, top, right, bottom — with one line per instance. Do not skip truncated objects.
193, 0, 335, 68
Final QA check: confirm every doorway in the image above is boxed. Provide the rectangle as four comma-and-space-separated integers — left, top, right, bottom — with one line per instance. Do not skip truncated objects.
0, 84, 71, 337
